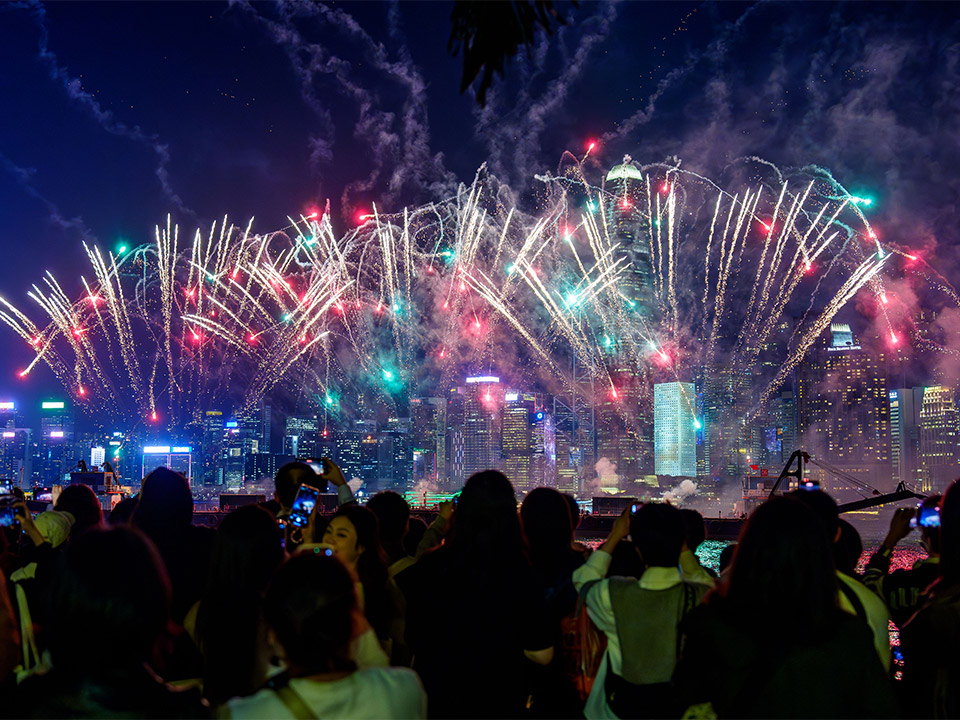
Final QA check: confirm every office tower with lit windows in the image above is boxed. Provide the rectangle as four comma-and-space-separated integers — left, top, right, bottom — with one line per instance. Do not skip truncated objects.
283, 415, 319, 459
200, 411, 226, 486
463, 376, 503, 479
654, 382, 697, 478
37, 400, 75, 485
222, 413, 262, 488
411, 398, 446, 487
445, 388, 465, 490
918, 385, 960, 494
796, 323, 892, 492
502, 391, 538, 492
890, 387, 924, 488
602, 156, 654, 319
336, 420, 379, 487
378, 417, 412, 491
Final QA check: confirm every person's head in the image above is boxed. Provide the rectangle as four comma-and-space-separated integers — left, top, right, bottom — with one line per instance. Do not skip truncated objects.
834, 519, 863, 576
323, 505, 382, 570
55, 484, 103, 536
786, 488, 840, 543
197, 504, 284, 705
403, 516, 428, 557
207, 504, 284, 594
450, 470, 524, 561
521, 487, 574, 570
264, 553, 358, 676
724, 497, 837, 637
563, 493, 582, 530
108, 495, 139, 525
133, 467, 193, 532
919, 494, 943, 555
939, 480, 960, 586
34, 510, 75, 548
48, 526, 170, 674
274, 462, 322, 509
366, 491, 410, 550
680, 508, 707, 552
630, 502, 684, 568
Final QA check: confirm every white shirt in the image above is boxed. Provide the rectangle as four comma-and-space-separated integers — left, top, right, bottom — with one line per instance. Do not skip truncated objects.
572, 549, 714, 720
225, 667, 426, 719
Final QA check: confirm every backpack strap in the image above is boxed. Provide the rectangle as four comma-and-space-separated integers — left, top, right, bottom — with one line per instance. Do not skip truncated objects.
838, 578, 867, 620
276, 684, 318, 720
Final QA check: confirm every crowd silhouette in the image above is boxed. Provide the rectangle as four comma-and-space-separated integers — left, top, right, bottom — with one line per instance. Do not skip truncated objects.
0, 457, 958, 719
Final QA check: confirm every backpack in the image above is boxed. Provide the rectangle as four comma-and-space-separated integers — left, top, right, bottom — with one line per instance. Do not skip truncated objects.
560, 579, 607, 701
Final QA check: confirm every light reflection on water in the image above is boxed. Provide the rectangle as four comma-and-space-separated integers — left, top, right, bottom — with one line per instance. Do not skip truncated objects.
582, 538, 930, 574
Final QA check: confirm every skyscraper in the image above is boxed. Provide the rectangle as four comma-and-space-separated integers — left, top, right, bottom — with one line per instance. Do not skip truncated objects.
502, 391, 535, 492
463, 376, 503, 478
283, 415, 319, 459
890, 387, 924, 488
918, 385, 959, 494
445, 388, 465, 490
38, 399, 75, 485
200, 410, 226, 486
654, 382, 697, 478
796, 323, 892, 492
602, 156, 654, 319
411, 397, 446, 487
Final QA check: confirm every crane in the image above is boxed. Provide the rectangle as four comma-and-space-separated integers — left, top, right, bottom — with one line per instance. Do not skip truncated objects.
768, 450, 924, 512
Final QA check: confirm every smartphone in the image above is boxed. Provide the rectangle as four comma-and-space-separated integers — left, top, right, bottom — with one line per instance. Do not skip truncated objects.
799, 479, 820, 491
630, 503, 640, 514
916, 504, 941, 529
0, 495, 18, 528
305, 459, 324, 475
0, 479, 13, 496
277, 518, 288, 549
289, 484, 320, 528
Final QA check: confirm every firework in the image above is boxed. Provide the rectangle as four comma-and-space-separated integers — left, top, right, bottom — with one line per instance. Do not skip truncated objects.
0, 158, 914, 435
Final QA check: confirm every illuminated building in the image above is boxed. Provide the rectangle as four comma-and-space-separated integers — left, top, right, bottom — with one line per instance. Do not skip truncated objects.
411, 397, 446, 486
890, 388, 924, 488
378, 417, 412, 491
283, 415, 319, 459
918, 385, 960, 494
463, 376, 503, 479
445, 388, 465, 490
796, 323, 892, 492
200, 411, 226, 485
602, 157, 654, 319
336, 420, 379, 487
38, 400, 74, 485
142, 445, 193, 483
654, 382, 697, 478
502, 391, 541, 492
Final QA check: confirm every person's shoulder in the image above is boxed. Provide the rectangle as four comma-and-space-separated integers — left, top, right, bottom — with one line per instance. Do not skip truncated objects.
225, 686, 287, 719
354, 665, 423, 689
839, 572, 890, 618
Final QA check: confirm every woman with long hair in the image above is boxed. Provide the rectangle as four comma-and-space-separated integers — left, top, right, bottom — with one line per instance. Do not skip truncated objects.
190, 504, 284, 707
901, 478, 960, 718
520, 487, 586, 718
401, 471, 554, 718
674, 496, 895, 718
224, 553, 425, 719
321, 505, 402, 654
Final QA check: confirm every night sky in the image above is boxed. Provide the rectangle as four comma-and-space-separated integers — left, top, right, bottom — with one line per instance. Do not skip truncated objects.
2, 1, 959, 417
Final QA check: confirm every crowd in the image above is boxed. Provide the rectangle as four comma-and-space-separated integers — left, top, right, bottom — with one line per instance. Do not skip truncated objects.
0, 458, 958, 719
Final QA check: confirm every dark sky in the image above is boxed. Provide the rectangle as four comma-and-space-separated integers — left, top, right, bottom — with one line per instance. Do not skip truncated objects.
2, 0, 959, 412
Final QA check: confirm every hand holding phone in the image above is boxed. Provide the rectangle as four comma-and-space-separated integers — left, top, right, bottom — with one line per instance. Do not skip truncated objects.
917, 504, 941, 529
289, 484, 321, 528
317, 457, 347, 488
